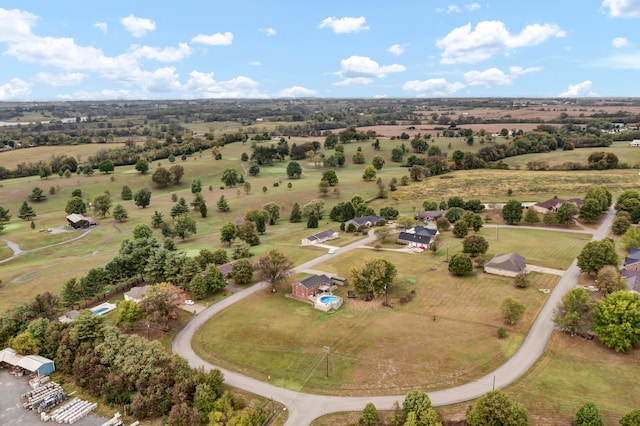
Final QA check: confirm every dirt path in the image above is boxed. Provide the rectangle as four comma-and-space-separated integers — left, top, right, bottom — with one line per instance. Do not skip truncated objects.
0, 227, 97, 265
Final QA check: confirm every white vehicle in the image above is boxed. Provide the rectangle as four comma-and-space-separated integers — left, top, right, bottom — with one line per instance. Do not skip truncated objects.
185, 299, 195, 305
328, 248, 336, 254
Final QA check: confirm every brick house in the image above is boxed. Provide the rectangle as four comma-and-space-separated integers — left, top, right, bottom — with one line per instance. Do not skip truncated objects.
291, 275, 333, 301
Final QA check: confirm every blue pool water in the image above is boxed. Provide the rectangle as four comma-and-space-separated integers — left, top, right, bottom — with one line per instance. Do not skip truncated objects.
319, 296, 338, 304
92, 307, 108, 314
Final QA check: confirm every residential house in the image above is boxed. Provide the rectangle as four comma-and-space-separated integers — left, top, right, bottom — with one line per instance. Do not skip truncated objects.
124, 284, 152, 304
625, 274, 640, 293
629, 139, 640, 147
415, 210, 447, 223
532, 198, 582, 214
58, 310, 80, 323
344, 215, 385, 230
291, 275, 333, 301
301, 229, 339, 246
484, 253, 527, 277
66, 213, 97, 229
623, 248, 640, 273
396, 226, 438, 247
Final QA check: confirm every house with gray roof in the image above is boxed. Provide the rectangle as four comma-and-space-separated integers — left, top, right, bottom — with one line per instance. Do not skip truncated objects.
291, 274, 333, 301
344, 215, 384, 231
397, 226, 438, 247
301, 229, 339, 246
484, 253, 527, 277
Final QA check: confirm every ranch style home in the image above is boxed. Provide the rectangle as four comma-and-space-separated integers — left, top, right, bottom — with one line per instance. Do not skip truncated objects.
532, 197, 583, 214
124, 284, 152, 304
396, 226, 438, 247
414, 210, 447, 223
484, 252, 527, 277
301, 229, 339, 246
344, 215, 385, 230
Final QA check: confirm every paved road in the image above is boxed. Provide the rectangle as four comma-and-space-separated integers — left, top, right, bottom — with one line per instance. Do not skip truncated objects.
172, 212, 615, 425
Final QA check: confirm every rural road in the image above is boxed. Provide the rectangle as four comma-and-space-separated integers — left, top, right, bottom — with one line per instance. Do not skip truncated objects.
172, 212, 615, 425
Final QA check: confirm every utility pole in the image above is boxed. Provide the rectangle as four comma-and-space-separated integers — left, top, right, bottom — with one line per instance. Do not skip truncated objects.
323, 346, 330, 378
496, 224, 499, 241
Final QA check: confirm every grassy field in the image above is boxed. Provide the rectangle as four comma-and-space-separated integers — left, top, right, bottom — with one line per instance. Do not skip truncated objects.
192, 247, 559, 396
0, 142, 132, 170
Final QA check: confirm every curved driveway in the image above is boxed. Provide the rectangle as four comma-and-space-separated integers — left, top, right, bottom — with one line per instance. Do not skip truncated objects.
173, 212, 615, 425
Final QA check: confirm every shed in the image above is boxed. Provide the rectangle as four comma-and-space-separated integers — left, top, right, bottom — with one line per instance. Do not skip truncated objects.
485, 253, 527, 277
0, 348, 55, 376
66, 213, 97, 229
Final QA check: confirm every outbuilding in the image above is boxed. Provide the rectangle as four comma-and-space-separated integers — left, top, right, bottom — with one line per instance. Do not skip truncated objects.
66, 213, 97, 229
0, 348, 55, 376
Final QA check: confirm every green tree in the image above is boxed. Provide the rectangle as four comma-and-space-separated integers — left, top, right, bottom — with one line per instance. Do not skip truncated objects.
113, 204, 129, 222
466, 391, 528, 426
65, 197, 87, 215
236, 220, 260, 246
350, 258, 397, 298
445, 207, 464, 223
307, 212, 319, 229
574, 402, 604, 426
230, 238, 251, 259
615, 189, 640, 213
523, 208, 540, 224
246, 209, 269, 234
93, 193, 112, 217
612, 213, 631, 235
584, 185, 612, 211
220, 222, 236, 245
501, 297, 526, 325
290, 202, 302, 223
592, 291, 640, 352
353, 151, 366, 164
435, 217, 450, 232
379, 206, 399, 220
28, 187, 47, 202
135, 158, 149, 174
402, 390, 442, 426
171, 197, 190, 218
462, 211, 483, 232
191, 179, 202, 194
71, 188, 82, 198
189, 274, 208, 300
211, 249, 229, 265
372, 155, 385, 171
362, 165, 377, 181
556, 202, 578, 225
112, 300, 142, 327
302, 199, 325, 219
152, 167, 172, 188
0, 206, 10, 234
579, 198, 602, 222
286, 161, 302, 179
98, 159, 115, 173
620, 409, 640, 426
217, 195, 230, 212
203, 266, 226, 293
248, 163, 260, 176
262, 202, 280, 225
151, 210, 164, 228
321, 169, 339, 186
134, 188, 152, 208
577, 239, 619, 274
359, 402, 380, 426
448, 253, 472, 276
452, 221, 469, 238
501, 199, 523, 224
554, 287, 593, 335
191, 192, 206, 211
462, 235, 489, 257
18, 201, 36, 221
121, 185, 132, 200
231, 258, 254, 285
173, 214, 197, 240
221, 168, 240, 187
39, 164, 52, 179
258, 249, 295, 292
133, 224, 153, 239
243, 181, 252, 195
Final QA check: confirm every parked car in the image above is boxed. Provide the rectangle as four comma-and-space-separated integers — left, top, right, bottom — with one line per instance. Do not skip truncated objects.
328, 248, 336, 254
185, 299, 195, 305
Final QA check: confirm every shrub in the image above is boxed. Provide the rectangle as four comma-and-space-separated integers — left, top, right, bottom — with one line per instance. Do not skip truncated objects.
497, 327, 507, 338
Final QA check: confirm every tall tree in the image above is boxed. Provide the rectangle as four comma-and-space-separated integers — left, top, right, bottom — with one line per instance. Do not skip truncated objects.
220, 222, 236, 245
173, 214, 197, 240
579, 198, 602, 222
217, 195, 230, 212
191, 179, 202, 194
28, 187, 47, 202
577, 239, 619, 274
140, 282, 184, 328
93, 193, 112, 217
448, 253, 472, 276
169, 165, 185, 184
258, 249, 294, 292
262, 202, 280, 225
113, 204, 129, 222
289, 202, 302, 223
350, 258, 397, 298
592, 291, 640, 352
135, 158, 149, 174
231, 259, 253, 285
321, 170, 339, 186
553, 287, 593, 335
466, 391, 528, 426
574, 402, 604, 426
362, 165, 377, 181
134, 188, 152, 208
171, 197, 190, 218
98, 159, 115, 173
152, 167, 172, 188
18, 201, 36, 221
286, 161, 302, 179
151, 210, 164, 228
0, 206, 10, 234
121, 185, 133, 200
462, 235, 489, 257
501, 199, 523, 224
221, 168, 240, 187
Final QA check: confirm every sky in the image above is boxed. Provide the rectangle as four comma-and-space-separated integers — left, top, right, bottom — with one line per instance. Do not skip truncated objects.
1, 1, 640, 101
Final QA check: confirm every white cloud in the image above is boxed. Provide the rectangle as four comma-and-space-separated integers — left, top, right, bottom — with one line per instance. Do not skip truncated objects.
602, 0, 640, 17
0, 78, 31, 100
402, 78, 465, 96
464, 68, 514, 86
447, 5, 462, 13
137, 67, 182, 92
61, 89, 133, 101
509, 65, 542, 75
319, 16, 369, 34
191, 32, 234, 46
600, 52, 640, 68
436, 21, 565, 64
248, 60, 263, 66
94, 22, 107, 34
127, 43, 192, 62
334, 55, 405, 86
261, 27, 277, 36
34, 72, 87, 86
120, 14, 156, 38
559, 80, 598, 97
185, 71, 266, 98
466, 3, 481, 11
278, 86, 317, 97
0, 8, 39, 43
612, 36, 630, 47
388, 44, 405, 56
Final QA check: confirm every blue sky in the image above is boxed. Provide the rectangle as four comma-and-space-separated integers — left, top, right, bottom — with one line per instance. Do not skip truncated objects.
1, 1, 640, 101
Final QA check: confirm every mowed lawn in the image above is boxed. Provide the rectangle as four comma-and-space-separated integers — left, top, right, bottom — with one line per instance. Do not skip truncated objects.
193, 250, 559, 396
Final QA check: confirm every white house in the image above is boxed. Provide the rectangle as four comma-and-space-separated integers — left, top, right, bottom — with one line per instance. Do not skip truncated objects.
630, 139, 640, 147
301, 229, 339, 246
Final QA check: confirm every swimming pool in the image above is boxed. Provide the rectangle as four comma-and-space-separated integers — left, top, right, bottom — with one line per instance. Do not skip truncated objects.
92, 307, 108, 314
89, 302, 117, 316
314, 295, 343, 312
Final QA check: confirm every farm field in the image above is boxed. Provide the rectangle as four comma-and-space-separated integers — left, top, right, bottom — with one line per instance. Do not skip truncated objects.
0, 142, 132, 170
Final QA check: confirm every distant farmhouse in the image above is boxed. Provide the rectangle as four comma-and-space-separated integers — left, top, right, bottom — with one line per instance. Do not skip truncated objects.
66, 213, 97, 229
344, 215, 385, 230
485, 253, 527, 277
532, 198, 582, 215
397, 226, 438, 248
629, 139, 640, 147
415, 210, 447, 223
301, 229, 339, 246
